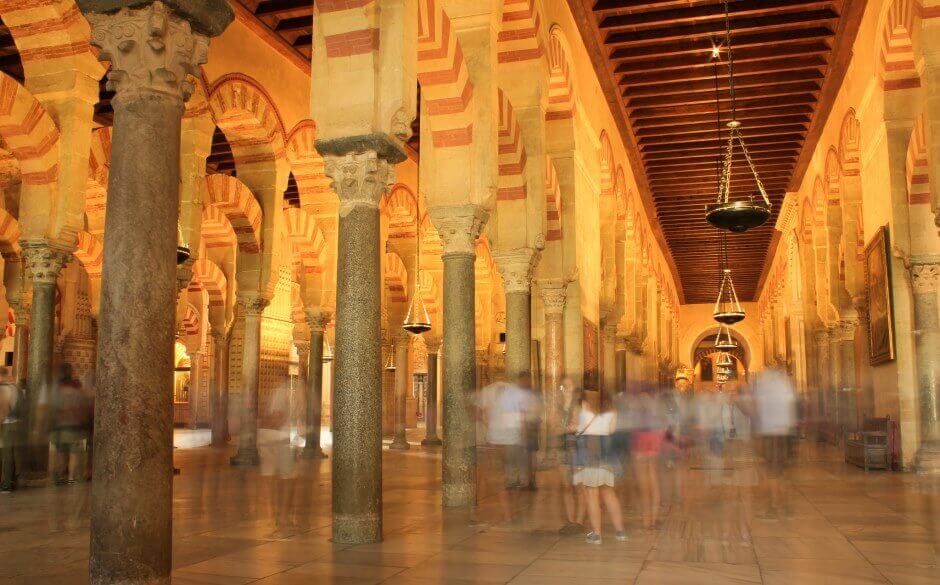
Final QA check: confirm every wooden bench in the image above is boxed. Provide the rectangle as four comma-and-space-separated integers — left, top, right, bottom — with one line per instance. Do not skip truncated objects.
845, 417, 890, 471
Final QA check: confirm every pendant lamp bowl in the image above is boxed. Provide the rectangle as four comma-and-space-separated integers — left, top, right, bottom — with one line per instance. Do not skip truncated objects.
403, 321, 432, 335
176, 245, 191, 266
706, 199, 771, 233
714, 340, 738, 351
713, 310, 745, 325
717, 354, 734, 367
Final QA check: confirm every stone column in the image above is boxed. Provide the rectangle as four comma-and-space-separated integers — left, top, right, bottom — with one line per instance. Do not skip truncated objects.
813, 328, 831, 426
320, 148, 394, 543
429, 204, 488, 508
838, 317, 859, 433
188, 350, 203, 428
852, 295, 875, 420
230, 292, 266, 466
11, 302, 28, 388
389, 333, 410, 450
82, 2, 231, 583
539, 280, 566, 445
601, 323, 618, 402
911, 259, 940, 474
421, 339, 442, 446
303, 309, 330, 459
495, 249, 538, 383
827, 326, 843, 427
21, 243, 70, 476
210, 327, 229, 446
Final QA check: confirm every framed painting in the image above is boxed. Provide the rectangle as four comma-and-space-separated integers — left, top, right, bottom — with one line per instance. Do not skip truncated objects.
864, 225, 896, 365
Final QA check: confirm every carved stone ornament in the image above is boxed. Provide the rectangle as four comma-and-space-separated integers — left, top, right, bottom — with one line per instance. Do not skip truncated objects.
428, 204, 489, 258
322, 150, 393, 217
813, 327, 830, 344
87, 1, 210, 105
22, 244, 71, 286
538, 279, 567, 315
238, 292, 268, 318
306, 308, 332, 333
910, 261, 940, 294
494, 248, 540, 294
391, 108, 414, 142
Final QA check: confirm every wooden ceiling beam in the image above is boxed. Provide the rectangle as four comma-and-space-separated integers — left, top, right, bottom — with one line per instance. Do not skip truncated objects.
620, 55, 827, 87
598, 0, 832, 30
614, 40, 831, 73
623, 69, 823, 98
639, 124, 808, 146
626, 82, 821, 108
609, 26, 834, 60
642, 134, 804, 154
633, 106, 813, 129
638, 117, 810, 139
274, 15, 311, 31
630, 93, 817, 119
255, 0, 313, 16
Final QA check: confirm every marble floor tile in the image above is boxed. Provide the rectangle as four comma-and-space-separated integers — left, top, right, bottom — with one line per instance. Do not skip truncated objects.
635, 561, 762, 584
851, 540, 940, 566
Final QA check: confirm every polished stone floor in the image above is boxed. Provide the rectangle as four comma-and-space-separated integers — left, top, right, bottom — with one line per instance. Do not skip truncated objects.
0, 432, 938, 584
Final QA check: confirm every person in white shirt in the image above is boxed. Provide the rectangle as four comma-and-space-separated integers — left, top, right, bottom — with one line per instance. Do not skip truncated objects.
571, 392, 626, 544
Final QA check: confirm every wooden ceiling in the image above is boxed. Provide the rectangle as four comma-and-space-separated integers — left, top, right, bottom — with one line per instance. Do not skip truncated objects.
572, 0, 862, 303
236, 0, 313, 57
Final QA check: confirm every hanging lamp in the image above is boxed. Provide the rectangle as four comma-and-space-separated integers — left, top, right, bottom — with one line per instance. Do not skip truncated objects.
383, 346, 396, 371
402, 218, 432, 335
716, 352, 734, 367
704, 0, 771, 233
714, 325, 738, 351
713, 233, 745, 324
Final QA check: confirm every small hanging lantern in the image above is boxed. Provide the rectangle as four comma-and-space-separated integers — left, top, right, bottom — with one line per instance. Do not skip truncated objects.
717, 366, 732, 377
383, 346, 396, 371
716, 352, 734, 368
714, 325, 738, 351
402, 216, 432, 335
176, 223, 191, 266
713, 267, 745, 325
716, 372, 730, 384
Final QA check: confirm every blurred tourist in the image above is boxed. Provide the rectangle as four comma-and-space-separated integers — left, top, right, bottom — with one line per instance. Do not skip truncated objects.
572, 391, 625, 544
557, 376, 585, 534
259, 380, 297, 535
752, 366, 797, 515
632, 383, 665, 530
481, 378, 532, 521
51, 364, 90, 485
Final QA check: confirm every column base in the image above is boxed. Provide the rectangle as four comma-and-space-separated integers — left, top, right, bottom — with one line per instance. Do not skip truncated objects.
420, 437, 442, 446
332, 513, 382, 544
302, 446, 328, 459
443, 484, 474, 508
229, 447, 260, 467
389, 436, 410, 450
915, 440, 940, 475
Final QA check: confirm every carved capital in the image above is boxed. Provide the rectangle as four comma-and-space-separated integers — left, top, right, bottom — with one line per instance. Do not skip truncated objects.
306, 308, 332, 333
494, 248, 539, 294
294, 340, 310, 354
237, 292, 268, 318
538, 279, 567, 315
813, 327, 830, 345
323, 150, 393, 216
22, 243, 71, 286
428, 204, 489, 258
910, 261, 940, 294
87, 1, 210, 106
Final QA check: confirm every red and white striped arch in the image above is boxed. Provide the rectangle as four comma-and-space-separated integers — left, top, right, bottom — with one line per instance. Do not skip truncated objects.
200, 205, 237, 251
179, 304, 200, 337
907, 114, 930, 204
839, 109, 861, 177
286, 120, 333, 203
417, 0, 474, 148
879, 0, 921, 90
497, 0, 543, 64
0, 208, 20, 257
545, 156, 562, 241
497, 88, 527, 201
385, 183, 419, 239
205, 174, 262, 254
0, 1, 100, 82
599, 131, 614, 199
193, 257, 227, 308
208, 74, 286, 169
283, 207, 326, 275
0, 72, 59, 187
384, 251, 408, 304
546, 26, 574, 121
73, 231, 103, 279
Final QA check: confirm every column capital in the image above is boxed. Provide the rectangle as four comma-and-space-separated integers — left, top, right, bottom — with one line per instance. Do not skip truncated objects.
209, 326, 225, 344
323, 150, 393, 216
294, 340, 310, 354
237, 292, 268, 318
306, 308, 332, 333
84, 1, 226, 106
428, 204, 489, 258
538, 279, 567, 315
910, 257, 940, 294
494, 248, 539, 294
21, 242, 71, 285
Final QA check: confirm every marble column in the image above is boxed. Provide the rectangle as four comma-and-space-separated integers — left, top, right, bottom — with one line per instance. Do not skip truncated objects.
495, 249, 538, 384
601, 323, 618, 402
210, 328, 229, 446
539, 280, 566, 447
320, 148, 395, 543
429, 204, 488, 508
389, 334, 410, 450
11, 302, 28, 388
303, 310, 330, 459
421, 340, 442, 446
188, 350, 203, 428
911, 259, 940, 474
82, 2, 231, 583
813, 328, 831, 425
231, 292, 266, 466
21, 243, 70, 477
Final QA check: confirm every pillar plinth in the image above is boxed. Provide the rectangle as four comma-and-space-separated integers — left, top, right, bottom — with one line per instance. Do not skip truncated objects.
231, 292, 267, 466
209, 328, 229, 446
321, 147, 397, 543
303, 310, 330, 460
421, 340, 442, 446
911, 260, 940, 474
495, 248, 539, 383
389, 334, 410, 450
82, 2, 232, 583
429, 204, 488, 508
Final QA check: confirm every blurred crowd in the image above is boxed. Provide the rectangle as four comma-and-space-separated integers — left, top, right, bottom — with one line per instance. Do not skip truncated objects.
478, 366, 798, 544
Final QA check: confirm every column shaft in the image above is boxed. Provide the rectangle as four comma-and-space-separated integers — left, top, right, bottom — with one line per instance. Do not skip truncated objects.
421, 348, 442, 445
210, 332, 229, 446
189, 351, 203, 428
912, 262, 940, 473
12, 315, 28, 388
543, 312, 564, 440
302, 329, 326, 459
231, 297, 264, 466
390, 337, 410, 450
505, 291, 532, 381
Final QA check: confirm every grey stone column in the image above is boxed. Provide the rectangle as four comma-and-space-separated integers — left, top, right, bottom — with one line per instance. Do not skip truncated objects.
601, 323, 619, 401
20, 244, 70, 478
188, 350, 203, 428
838, 318, 859, 433
911, 259, 940, 474
827, 326, 842, 427
303, 310, 330, 459
429, 204, 488, 508
538, 280, 566, 446
495, 248, 538, 383
231, 292, 267, 466
319, 146, 399, 544
421, 340, 442, 446
82, 2, 231, 583
210, 328, 229, 446
813, 328, 831, 425
389, 334, 410, 450
11, 301, 29, 389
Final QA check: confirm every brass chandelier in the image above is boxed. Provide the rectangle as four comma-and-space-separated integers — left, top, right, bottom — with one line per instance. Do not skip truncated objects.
402, 220, 431, 335
713, 235, 745, 325
704, 0, 772, 233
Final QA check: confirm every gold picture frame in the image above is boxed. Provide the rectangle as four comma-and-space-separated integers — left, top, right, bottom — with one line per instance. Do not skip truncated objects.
864, 225, 896, 365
